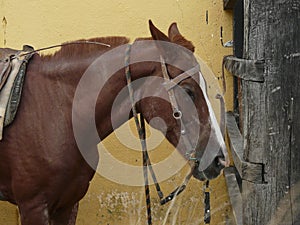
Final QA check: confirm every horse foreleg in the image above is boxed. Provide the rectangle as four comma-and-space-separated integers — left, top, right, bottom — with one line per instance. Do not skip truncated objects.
18, 202, 49, 225
67, 202, 79, 225
50, 202, 79, 225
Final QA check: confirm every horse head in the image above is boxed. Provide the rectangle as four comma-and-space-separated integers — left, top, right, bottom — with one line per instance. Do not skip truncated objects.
137, 21, 229, 181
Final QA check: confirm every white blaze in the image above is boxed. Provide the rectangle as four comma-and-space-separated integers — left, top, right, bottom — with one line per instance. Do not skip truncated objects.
198, 72, 230, 171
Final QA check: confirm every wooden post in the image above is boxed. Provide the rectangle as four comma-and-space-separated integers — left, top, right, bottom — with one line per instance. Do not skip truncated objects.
241, 1, 300, 224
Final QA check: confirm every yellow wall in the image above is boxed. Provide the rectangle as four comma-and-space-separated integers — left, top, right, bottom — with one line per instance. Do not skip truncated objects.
0, 1, 233, 224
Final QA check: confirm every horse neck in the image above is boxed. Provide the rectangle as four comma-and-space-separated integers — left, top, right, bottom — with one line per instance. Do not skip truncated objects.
94, 42, 160, 140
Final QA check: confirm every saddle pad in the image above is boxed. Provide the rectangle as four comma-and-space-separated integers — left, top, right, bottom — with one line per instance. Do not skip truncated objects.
5, 60, 29, 127
0, 56, 26, 140
0, 57, 12, 91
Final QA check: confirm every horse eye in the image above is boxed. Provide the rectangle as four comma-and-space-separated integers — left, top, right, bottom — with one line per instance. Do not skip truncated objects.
184, 88, 195, 101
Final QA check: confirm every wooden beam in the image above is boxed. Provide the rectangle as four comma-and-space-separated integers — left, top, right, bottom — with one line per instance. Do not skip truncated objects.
223, 55, 265, 82
224, 167, 243, 225
226, 112, 264, 183
241, 1, 300, 224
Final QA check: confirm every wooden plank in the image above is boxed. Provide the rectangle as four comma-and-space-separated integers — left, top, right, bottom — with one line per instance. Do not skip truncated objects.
226, 112, 263, 183
223, 56, 265, 82
242, 0, 267, 163
224, 167, 243, 225
242, 180, 271, 225
241, 0, 300, 224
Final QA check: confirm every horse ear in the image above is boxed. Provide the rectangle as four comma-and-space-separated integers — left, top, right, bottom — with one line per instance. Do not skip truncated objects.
149, 20, 178, 61
168, 23, 182, 41
149, 20, 170, 42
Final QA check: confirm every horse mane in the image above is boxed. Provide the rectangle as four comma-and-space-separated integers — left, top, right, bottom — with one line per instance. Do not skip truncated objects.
135, 35, 195, 52
40, 36, 130, 61
40, 34, 194, 62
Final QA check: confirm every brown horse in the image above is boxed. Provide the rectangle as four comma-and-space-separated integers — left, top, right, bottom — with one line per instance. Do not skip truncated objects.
0, 21, 227, 225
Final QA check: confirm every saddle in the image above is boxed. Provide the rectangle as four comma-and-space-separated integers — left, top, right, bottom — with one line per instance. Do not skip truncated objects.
0, 46, 33, 90
0, 45, 34, 140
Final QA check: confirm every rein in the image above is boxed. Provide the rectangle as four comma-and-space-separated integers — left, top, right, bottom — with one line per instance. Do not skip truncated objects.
125, 44, 201, 225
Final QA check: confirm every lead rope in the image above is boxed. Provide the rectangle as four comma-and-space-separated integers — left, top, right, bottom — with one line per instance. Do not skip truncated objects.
124, 44, 152, 225
204, 180, 211, 224
141, 117, 152, 225
125, 44, 165, 224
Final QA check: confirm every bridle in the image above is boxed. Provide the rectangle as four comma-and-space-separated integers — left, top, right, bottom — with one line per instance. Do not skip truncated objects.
124, 44, 210, 224
160, 55, 200, 159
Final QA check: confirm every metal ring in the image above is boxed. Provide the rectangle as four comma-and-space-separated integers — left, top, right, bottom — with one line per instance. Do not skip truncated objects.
173, 110, 182, 120
180, 128, 186, 135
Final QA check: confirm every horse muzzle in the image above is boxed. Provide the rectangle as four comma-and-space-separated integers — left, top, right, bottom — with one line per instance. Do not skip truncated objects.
192, 154, 227, 181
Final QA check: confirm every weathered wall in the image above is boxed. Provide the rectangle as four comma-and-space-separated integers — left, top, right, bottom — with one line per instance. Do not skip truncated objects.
0, 0, 234, 224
